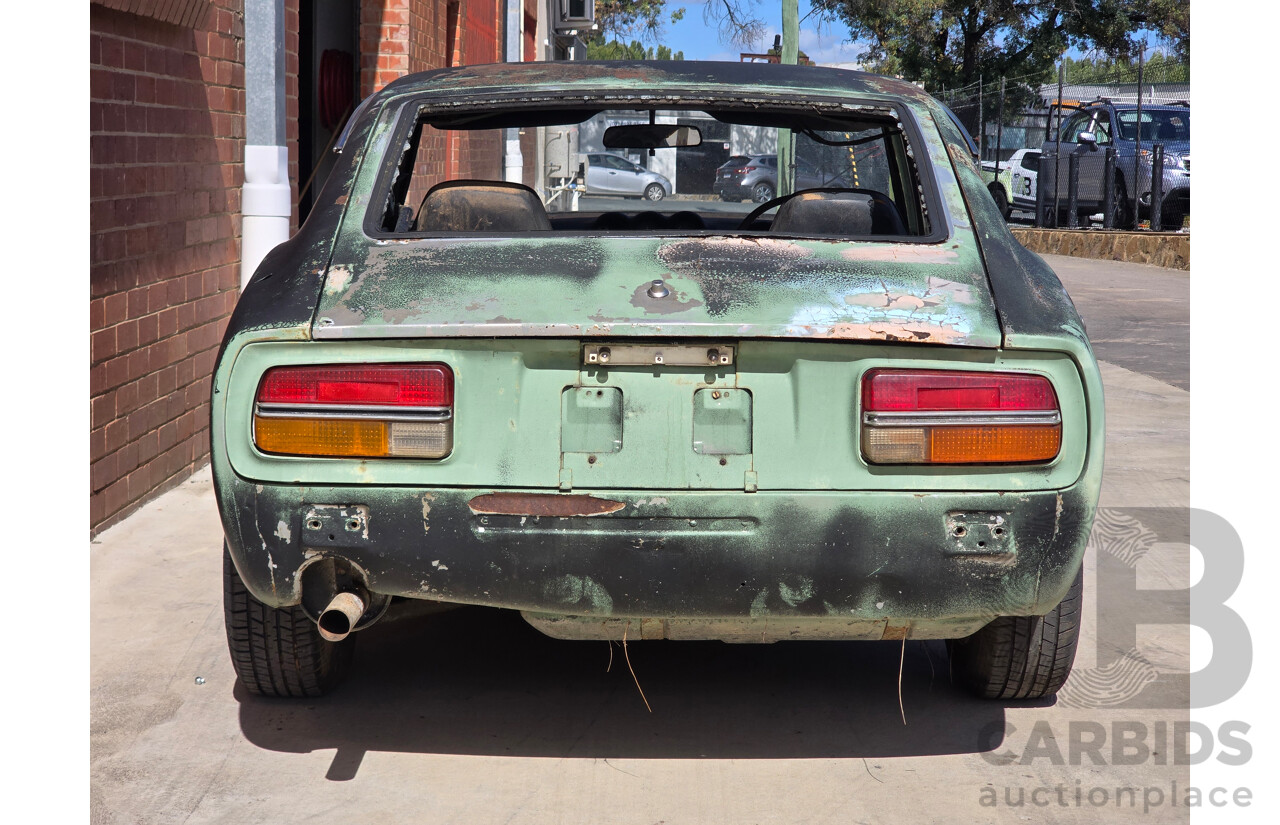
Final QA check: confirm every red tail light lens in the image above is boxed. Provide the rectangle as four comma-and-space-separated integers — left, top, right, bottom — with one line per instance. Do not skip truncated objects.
862, 370, 1056, 411
861, 369, 1061, 465
257, 364, 453, 407
254, 364, 453, 459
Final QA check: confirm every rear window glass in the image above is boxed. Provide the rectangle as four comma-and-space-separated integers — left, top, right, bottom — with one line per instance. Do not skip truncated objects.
1020, 152, 1040, 172
368, 103, 938, 239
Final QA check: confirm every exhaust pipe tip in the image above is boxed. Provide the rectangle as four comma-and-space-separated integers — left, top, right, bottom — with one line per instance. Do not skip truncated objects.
317, 591, 366, 642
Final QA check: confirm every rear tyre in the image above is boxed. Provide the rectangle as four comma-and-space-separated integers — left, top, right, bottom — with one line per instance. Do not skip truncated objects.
223, 543, 354, 697
1108, 180, 1132, 229
989, 184, 1011, 220
644, 183, 665, 201
948, 567, 1082, 700
751, 182, 775, 203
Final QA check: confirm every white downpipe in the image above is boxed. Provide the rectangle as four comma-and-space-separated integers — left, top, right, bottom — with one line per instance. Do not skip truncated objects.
503, 0, 524, 183
241, 144, 291, 290
241, 0, 288, 291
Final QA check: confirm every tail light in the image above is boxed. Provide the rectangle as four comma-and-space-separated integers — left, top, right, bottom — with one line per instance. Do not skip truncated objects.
253, 364, 453, 459
860, 369, 1060, 464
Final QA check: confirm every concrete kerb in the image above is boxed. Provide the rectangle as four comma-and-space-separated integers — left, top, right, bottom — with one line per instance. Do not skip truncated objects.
1010, 227, 1190, 271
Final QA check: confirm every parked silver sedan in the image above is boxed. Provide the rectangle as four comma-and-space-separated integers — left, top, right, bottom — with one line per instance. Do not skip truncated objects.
584, 152, 672, 200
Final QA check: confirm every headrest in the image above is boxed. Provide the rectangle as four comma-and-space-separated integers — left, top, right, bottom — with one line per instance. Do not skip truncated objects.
416, 180, 551, 232
769, 189, 909, 236
770, 192, 874, 235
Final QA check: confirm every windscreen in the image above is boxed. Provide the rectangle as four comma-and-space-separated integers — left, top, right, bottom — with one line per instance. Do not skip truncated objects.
370, 106, 933, 238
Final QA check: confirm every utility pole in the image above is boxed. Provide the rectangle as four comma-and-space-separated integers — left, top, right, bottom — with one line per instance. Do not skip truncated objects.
994, 76, 1005, 184
1130, 40, 1146, 229
776, 0, 798, 199
978, 73, 984, 163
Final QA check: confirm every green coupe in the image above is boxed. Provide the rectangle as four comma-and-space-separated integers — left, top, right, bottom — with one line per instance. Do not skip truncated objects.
213, 61, 1103, 700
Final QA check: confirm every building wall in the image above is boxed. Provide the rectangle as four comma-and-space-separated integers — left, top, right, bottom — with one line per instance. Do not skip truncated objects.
91, 0, 513, 533
90, 1, 250, 532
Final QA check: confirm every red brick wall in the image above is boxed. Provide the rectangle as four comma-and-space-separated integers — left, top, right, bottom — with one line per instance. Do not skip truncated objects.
90, 2, 247, 532
359, 0, 503, 207
90, 0, 511, 532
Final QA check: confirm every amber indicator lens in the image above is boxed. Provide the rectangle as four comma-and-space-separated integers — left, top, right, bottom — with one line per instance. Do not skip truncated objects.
255, 418, 389, 458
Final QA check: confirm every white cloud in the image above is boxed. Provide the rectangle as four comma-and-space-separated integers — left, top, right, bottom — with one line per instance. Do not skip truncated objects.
798, 26, 869, 68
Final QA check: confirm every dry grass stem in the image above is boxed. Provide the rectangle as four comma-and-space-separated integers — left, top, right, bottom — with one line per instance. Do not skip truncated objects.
898, 636, 907, 726
623, 621, 652, 713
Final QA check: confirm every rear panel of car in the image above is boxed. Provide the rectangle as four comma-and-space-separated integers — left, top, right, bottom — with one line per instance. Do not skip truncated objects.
222, 338, 1089, 494
212, 64, 1104, 630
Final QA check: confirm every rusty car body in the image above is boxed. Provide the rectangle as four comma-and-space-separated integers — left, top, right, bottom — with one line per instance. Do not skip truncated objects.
213, 61, 1103, 700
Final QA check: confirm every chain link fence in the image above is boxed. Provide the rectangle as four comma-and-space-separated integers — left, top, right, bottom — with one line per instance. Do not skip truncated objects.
935, 56, 1190, 231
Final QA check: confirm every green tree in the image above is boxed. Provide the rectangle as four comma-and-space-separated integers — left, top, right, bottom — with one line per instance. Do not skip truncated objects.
810, 0, 1188, 90
587, 1, 687, 59
1060, 51, 1188, 85
586, 38, 685, 60
593, 1, 686, 46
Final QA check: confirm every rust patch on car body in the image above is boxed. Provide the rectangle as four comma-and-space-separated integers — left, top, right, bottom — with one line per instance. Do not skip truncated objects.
468, 492, 627, 518
881, 623, 911, 640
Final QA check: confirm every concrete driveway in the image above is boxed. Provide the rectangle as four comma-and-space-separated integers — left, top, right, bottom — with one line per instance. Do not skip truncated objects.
91, 255, 1191, 824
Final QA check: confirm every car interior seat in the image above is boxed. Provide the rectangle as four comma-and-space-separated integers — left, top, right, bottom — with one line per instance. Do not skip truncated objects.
768, 189, 908, 236
415, 180, 552, 232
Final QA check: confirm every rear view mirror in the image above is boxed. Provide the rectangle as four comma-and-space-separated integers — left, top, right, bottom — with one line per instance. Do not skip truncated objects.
1077, 131, 1097, 145
603, 124, 702, 149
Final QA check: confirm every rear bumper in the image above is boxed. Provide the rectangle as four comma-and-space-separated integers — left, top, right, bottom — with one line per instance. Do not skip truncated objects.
219, 479, 1094, 640
714, 181, 750, 199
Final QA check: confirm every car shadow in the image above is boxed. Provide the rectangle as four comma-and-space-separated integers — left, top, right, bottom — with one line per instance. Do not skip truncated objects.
236, 606, 1037, 779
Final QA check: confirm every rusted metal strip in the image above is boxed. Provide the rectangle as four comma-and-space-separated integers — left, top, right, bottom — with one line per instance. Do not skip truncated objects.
468, 492, 626, 518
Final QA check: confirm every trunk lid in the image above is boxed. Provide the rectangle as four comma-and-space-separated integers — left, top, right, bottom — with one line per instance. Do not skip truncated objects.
312, 235, 1001, 347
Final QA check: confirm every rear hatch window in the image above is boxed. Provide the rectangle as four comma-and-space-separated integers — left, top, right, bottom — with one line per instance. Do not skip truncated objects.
365, 101, 941, 240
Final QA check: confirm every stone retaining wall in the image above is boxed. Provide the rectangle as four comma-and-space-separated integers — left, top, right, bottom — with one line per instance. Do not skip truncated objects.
1009, 228, 1190, 270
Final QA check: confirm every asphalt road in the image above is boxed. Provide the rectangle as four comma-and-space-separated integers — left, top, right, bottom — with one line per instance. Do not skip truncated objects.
91, 253, 1191, 824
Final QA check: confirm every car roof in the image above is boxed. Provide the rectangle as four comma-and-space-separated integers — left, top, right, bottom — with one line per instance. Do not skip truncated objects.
1089, 102, 1188, 113
378, 60, 930, 105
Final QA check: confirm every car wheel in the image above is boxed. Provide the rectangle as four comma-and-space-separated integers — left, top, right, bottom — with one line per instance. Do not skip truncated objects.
989, 184, 1010, 220
1108, 180, 1132, 229
223, 542, 354, 697
947, 566, 1082, 700
751, 182, 775, 203
644, 183, 665, 201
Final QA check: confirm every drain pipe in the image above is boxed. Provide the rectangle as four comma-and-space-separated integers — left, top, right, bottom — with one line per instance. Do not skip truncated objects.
241, 0, 291, 290
503, 0, 524, 183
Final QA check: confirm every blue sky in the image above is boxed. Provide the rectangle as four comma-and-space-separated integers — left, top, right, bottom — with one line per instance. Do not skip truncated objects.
659, 1, 868, 65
